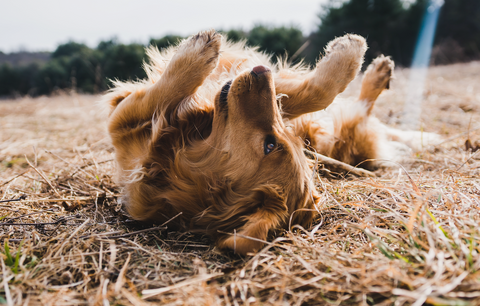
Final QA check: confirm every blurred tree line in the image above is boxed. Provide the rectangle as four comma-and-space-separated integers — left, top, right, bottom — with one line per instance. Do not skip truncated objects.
0, 0, 478, 97
0, 40, 146, 96
309, 0, 480, 66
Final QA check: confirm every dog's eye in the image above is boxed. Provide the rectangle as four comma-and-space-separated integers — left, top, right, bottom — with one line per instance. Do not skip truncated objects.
219, 80, 232, 105
264, 135, 276, 155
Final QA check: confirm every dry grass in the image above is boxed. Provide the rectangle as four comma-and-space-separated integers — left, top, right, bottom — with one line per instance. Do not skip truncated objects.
1, 62, 480, 305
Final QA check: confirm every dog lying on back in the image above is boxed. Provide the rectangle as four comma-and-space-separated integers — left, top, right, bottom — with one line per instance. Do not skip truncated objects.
104, 30, 436, 254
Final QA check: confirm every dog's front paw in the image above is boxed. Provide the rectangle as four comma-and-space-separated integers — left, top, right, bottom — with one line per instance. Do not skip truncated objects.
314, 34, 367, 92
176, 29, 221, 72
324, 34, 367, 60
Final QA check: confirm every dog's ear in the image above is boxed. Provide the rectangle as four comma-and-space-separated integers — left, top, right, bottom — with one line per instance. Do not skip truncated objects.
216, 185, 289, 255
104, 91, 131, 116
100, 82, 135, 116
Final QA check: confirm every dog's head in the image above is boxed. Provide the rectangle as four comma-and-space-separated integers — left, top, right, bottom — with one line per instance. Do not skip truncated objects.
192, 65, 319, 253
212, 66, 295, 180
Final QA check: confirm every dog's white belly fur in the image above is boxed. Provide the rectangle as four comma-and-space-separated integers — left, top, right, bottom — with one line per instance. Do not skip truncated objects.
308, 98, 441, 166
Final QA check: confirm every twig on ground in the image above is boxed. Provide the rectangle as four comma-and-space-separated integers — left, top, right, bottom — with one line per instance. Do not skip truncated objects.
142, 273, 223, 299
456, 149, 480, 171
54, 218, 91, 257
303, 149, 376, 177
114, 253, 131, 294
45, 150, 93, 178
102, 226, 167, 239
80, 159, 114, 169
13, 196, 116, 203
0, 194, 27, 203
0, 170, 30, 187
0, 215, 80, 226
4, 208, 55, 222
159, 212, 183, 227
25, 156, 62, 198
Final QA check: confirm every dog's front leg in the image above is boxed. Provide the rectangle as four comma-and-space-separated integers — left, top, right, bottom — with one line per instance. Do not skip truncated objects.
147, 29, 221, 116
275, 34, 367, 120
108, 30, 221, 131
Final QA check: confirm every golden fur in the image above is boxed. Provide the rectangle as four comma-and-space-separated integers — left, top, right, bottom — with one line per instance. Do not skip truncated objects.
103, 30, 435, 254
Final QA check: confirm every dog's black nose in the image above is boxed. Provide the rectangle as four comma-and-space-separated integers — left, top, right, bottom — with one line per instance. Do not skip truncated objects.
251, 65, 270, 75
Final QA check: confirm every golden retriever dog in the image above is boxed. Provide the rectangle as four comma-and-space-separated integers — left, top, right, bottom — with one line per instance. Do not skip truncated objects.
103, 30, 436, 255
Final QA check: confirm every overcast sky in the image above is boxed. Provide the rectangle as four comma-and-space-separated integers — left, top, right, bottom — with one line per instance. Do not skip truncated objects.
1, 0, 325, 52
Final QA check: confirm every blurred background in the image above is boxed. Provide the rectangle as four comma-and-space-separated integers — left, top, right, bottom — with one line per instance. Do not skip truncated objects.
0, 0, 479, 97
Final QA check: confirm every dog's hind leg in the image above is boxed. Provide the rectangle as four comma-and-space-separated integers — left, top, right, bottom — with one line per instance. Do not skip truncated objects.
315, 56, 394, 168
358, 55, 394, 115
108, 30, 221, 132
275, 34, 367, 120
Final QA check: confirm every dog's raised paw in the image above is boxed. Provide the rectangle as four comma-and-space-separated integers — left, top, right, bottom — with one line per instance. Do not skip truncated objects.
364, 55, 394, 90
178, 29, 221, 68
311, 34, 367, 96
316, 34, 367, 81
323, 34, 367, 61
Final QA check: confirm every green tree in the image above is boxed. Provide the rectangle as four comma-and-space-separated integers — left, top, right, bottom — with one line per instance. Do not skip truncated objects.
221, 29, 248, 43
101, 43, 147, 82
35, 58, 69, 94
67, 49, 102, 93
247, 25, 305, 60
15, 64, 41, 95
0, 64, 21, 95
310, 0, 416, 66
434, 0, 480, 62
52, 41, 90, 58
97, 38, 118, 52
0, 63, 42, 96
149, 35, 184, 50
37, 45, 104, 94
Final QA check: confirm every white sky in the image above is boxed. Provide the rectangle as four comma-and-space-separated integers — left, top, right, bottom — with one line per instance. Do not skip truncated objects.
1, 0, 325, 52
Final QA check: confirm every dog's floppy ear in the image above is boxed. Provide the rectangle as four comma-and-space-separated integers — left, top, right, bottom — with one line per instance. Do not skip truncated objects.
216, 185, 289, 255
100, 80, 137, 116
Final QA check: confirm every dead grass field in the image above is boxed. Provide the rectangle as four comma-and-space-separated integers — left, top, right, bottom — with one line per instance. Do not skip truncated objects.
1, 62, 480, 305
